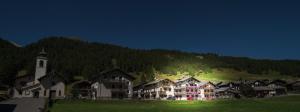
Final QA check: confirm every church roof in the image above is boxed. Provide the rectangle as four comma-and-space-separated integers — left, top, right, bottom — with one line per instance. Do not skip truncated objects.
38, 70, 66, 83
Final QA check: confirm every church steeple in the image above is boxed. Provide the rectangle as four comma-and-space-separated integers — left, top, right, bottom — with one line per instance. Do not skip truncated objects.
34, 48, 48, 83
38, 48, 47, 57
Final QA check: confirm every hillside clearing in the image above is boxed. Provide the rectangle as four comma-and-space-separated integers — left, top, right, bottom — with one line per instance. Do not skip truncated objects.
156, 68, 297, 83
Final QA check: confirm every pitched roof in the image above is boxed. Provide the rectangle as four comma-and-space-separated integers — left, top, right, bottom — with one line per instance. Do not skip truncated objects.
144, 79, 175, 86
20, 83, 41, 91
175, 76, 200, 83
92, 68, 135, 81
269, 79, 287, 85
198, 81, 215, 87
133, 82, 148, 90
144, 79, 164, 86
38, 70, 66, 83
215, 87, 230, 92
290, 81, 300, 86
253, 86, 274, 91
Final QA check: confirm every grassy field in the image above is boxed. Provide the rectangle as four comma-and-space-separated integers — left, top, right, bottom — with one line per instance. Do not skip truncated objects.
50, 95, 300, 112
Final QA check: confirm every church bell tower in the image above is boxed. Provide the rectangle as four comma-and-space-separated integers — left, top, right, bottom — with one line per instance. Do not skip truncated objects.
34, 49, 48, 83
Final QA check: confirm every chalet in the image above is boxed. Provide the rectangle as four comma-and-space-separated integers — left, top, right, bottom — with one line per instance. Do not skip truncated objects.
267, 80, 287, 95
244, 80, 275, 97
174, 77, 201, 100
139, 79, 175, 100
253, 86, 275, 97
269, 79, 287, 87
70, 80, 92, 99
215, 87, 238, 99
246, 80, 267, 87
174, 77, 216, 100
91, 69, 135, 99
217, 82, 240, 91
133, 82, 147, 99
11, 49, 65, 99
198, 81, 216, 100
287, 81, 300, 92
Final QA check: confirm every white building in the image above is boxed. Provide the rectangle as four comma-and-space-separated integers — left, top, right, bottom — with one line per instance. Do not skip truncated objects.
91, 69, 135, 99
174, 77, 216, 100
136, 79, 175, 100
12, 49, 65, 99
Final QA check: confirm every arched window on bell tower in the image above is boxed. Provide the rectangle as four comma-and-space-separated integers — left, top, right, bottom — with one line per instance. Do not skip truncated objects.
39, 60, 44, 68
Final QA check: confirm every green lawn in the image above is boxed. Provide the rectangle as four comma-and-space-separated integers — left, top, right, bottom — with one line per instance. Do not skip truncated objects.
50, 95, 300, 112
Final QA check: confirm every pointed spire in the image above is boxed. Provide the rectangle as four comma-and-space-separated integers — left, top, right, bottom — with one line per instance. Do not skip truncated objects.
38, 48, 47, 58
40, 48, 47, 55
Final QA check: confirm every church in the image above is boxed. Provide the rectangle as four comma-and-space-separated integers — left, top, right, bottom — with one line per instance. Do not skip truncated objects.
11, 49, 65, 99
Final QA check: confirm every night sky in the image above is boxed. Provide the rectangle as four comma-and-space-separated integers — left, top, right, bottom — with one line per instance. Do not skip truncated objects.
1, 0, 300, 60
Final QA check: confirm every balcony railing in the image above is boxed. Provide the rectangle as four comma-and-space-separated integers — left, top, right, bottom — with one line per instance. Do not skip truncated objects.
111, 88, 128, 92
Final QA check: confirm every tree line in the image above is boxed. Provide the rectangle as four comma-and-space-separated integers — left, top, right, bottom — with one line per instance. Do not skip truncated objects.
0, 37, 299, 85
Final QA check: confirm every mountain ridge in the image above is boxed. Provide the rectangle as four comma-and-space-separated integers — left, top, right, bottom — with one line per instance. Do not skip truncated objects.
0, 37, 299, 85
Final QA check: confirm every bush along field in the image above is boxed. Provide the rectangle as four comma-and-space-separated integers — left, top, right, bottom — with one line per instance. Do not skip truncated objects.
49, 95, 300, 112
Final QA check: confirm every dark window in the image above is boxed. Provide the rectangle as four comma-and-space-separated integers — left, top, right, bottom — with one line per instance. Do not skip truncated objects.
112, 84, 115, 89
59, 90, 61, 96
20, 81, 26, 86
112, 93, 117, 98
44, 90, 47, 96
169, 88, 171, 91
51, 82, 55, 86
39, 60, 44, 67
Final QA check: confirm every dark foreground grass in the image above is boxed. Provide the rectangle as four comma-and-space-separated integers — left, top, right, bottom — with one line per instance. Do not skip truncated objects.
50, 95, 300, 112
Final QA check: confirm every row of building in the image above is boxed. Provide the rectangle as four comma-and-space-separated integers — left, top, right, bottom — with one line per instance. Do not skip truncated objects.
133, 77, 300, 100
10, 50, 300, 100
133, 77, 216, 100
11, 50, 135, 100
